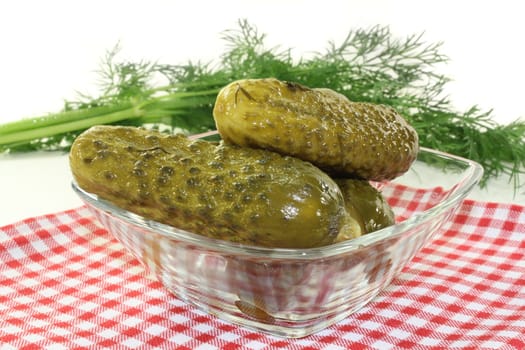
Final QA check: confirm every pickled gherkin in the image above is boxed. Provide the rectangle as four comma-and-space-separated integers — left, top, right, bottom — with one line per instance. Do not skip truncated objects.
70, 125, 353, 248
334, 179, 395, 242
213, 78, 419, 181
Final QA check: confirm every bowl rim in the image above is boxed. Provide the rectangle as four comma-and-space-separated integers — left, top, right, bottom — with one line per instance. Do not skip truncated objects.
72, 146, 483, 260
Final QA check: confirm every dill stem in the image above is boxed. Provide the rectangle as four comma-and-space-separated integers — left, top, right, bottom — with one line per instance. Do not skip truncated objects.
0, 88, 219, 147
136, 88, 220, 110
0, 104, 132, 135
0, 107, 141, 145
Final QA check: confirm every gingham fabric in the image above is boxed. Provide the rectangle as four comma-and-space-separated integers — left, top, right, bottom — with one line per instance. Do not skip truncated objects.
1, 185, 524, 349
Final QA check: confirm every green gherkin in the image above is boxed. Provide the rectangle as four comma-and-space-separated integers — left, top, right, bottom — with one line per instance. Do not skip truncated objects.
335, 179, 395, 242
213, 78, 419, 181
69, 125, 350, 248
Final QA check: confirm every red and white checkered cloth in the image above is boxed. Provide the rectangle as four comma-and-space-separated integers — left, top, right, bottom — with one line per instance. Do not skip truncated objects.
1, 185, 524, 349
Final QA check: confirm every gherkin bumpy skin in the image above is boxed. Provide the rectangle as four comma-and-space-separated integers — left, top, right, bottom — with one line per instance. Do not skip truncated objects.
213, 78, 419, 181
69, 125, 348, 248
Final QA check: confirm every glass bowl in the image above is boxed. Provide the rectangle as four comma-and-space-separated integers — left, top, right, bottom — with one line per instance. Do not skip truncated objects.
71, 146, 483, 338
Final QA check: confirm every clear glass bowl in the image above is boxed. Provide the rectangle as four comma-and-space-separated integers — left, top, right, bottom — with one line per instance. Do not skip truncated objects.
72, 146, 483, 338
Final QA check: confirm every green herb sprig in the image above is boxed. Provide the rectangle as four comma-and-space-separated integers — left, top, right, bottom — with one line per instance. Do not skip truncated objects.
0, 19, 523, 188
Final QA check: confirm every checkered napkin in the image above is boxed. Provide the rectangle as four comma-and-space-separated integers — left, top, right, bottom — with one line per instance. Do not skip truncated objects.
1, 186, 524, 349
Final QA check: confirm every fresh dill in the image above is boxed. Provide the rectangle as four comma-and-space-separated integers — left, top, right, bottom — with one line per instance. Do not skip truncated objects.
0, 19, 523, 188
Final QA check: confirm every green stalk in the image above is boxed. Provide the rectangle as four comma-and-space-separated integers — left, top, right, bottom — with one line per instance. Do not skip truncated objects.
0, 103, 132, 135
138, 89, 220, 111
0, 107, 141, 145
0, 89, 219, 148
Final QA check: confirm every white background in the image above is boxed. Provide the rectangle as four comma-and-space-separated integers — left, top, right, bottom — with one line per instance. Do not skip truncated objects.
1, 0, 524, 225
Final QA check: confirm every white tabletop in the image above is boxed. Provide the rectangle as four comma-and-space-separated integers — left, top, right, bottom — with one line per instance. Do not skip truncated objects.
1, 0, 524, 226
